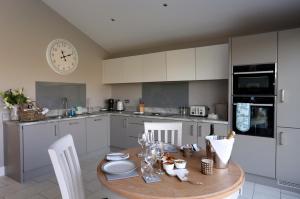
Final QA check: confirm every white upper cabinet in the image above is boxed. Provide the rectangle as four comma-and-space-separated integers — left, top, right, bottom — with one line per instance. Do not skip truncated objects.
277, 28, 300, 128
231, 32, 277, 65
142, 52, 167, 82
122, 55, 143, 83
166, 48, 196, 81
196, 44, 228, 80
102, 58, 124, 84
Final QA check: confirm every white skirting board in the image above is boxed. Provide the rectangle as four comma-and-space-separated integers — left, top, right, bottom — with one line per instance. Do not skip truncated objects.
0, 166, 5, 176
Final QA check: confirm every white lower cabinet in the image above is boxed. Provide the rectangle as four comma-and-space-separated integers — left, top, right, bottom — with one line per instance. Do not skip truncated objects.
231, 135, 276, 178
86, 116, 110, 153
276, 127, 300, 185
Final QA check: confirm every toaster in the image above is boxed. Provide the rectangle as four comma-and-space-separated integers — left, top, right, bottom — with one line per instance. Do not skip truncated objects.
189, 105, 209, 117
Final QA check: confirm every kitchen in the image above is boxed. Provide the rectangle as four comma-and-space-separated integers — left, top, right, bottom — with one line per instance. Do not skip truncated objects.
0, 0, 300, 199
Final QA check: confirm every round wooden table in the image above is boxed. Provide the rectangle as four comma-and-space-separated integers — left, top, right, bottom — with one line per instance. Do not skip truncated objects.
97, 148, 244, 199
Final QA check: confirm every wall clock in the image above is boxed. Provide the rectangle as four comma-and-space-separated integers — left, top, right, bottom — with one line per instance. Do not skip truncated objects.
46, 39, 78, 75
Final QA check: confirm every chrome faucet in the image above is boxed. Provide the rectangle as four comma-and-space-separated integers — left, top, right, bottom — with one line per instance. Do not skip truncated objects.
62, 97, 68, 116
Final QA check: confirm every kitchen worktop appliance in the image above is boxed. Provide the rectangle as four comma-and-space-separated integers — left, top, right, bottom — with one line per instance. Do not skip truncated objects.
189, 105, 209, 117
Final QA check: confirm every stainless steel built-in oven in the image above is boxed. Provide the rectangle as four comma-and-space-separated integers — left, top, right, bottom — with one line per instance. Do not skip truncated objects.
233, 63, 276, 96
232, 96, 275, 138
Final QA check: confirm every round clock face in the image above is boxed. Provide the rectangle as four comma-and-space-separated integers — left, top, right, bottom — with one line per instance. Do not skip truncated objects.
46, 39, 78, 75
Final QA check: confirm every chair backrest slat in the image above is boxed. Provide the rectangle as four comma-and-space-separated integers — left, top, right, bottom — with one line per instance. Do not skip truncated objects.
48, 134, 85, 199
144, 122, 182, 146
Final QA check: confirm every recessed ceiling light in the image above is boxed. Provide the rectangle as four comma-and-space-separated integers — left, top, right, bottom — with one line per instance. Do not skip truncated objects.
163, 3, 168, 7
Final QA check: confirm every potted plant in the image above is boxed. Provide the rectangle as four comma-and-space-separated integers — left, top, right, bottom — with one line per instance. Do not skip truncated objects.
0, 88, 30, 120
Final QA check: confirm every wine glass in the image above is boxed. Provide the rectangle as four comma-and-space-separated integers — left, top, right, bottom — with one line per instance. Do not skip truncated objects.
154, 141, 165, 175
144, 147, 157, 178
137, 133, 146, 157
140, 160, 151, 180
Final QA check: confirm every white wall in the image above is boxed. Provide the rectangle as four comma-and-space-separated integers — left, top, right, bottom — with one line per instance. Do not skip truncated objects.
0, 0, 111, 168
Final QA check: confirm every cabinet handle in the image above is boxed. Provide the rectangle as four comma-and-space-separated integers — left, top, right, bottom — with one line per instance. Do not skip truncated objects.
123, 119, 127, 128
190, 125, 194, 136
279, 132, 284, 145
54, 125, 57, 136
198, 125, 202, 137
280, 89, 285, 103
94, 118, 102, 122
69, 121, 79, 125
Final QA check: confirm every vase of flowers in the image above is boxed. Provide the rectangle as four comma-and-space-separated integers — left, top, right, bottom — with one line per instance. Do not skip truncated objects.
0, 88, 30, 120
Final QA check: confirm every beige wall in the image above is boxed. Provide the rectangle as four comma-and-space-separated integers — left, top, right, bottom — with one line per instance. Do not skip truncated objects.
0, 0, 111, 168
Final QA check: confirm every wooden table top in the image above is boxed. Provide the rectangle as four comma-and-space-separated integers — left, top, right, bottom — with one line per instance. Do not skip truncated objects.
97, 148, 245, 199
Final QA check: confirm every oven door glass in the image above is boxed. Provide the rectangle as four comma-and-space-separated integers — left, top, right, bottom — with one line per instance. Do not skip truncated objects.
233, 73, 275, 95
233, 97, 274, 138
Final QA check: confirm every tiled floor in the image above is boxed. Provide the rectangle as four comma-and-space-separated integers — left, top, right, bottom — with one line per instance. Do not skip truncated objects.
0, 153, 299, 199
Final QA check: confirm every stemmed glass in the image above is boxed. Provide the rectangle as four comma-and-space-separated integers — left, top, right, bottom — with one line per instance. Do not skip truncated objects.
144, 146, 157, 179
137, 133, 147, 158
154, 141, 165, 175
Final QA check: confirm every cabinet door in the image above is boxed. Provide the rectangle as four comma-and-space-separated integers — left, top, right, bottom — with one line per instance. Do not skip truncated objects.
166, 48, 196, 81
126, 117, 146, 148
231, 135, 275, 178
59, 119, 86, 155
110, 116, 128, 148
102, 58, 124, 84
86, 116, 109, 153
213, 123, 228, 136
182, 121, 197, 145
277, 28, 300, 128
277, 127, 300, 184
231, 32, 277, 65
23, 122, 58, 172
142, 52, 167, 82
123, 55, 143, 83
196, 44, 229, 80
196, 122, 210, 148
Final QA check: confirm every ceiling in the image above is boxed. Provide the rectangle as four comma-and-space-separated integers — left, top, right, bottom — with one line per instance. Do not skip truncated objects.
42, 0, 300, 56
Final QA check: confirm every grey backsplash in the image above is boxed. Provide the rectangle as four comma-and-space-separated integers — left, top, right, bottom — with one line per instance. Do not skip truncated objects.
142, 82, 189, 108
111, 80, 228, 118
36, 81, 86, 109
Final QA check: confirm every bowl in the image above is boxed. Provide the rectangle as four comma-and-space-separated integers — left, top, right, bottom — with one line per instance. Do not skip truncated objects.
163, 161, 174, 171
174, 159, 187, 169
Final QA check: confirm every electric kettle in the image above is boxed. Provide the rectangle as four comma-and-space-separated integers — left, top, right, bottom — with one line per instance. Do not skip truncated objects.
116, 100, 124, 111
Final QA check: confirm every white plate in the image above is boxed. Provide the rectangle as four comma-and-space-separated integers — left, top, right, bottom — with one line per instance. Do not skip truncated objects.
164, 144, 177, 152
102, 160, 137, 175
106, 153, 130, 161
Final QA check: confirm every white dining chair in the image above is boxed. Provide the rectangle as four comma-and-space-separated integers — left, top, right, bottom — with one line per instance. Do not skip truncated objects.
144, 122, 183, 146
48, 134, 85, 199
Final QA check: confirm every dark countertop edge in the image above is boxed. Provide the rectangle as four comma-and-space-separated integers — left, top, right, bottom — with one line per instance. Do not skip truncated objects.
5, 111, 228, 126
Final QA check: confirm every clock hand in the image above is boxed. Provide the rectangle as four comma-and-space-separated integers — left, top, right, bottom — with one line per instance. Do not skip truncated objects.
64, 53, 73, 57
61, 50, 67, 61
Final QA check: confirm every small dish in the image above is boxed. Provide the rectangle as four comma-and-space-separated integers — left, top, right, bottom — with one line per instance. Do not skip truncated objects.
165, 169, 176, 176
174, 159, 187, 169
163, 161, 174, 171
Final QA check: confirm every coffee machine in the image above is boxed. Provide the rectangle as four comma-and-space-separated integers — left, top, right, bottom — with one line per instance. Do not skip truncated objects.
107, 99, 115, 111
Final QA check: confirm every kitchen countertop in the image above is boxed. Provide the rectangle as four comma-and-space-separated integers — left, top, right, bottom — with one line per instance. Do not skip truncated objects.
7, 111, 228, 126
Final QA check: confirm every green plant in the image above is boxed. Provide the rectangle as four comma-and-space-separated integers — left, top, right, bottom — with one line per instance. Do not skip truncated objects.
0, 88, 30, 109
